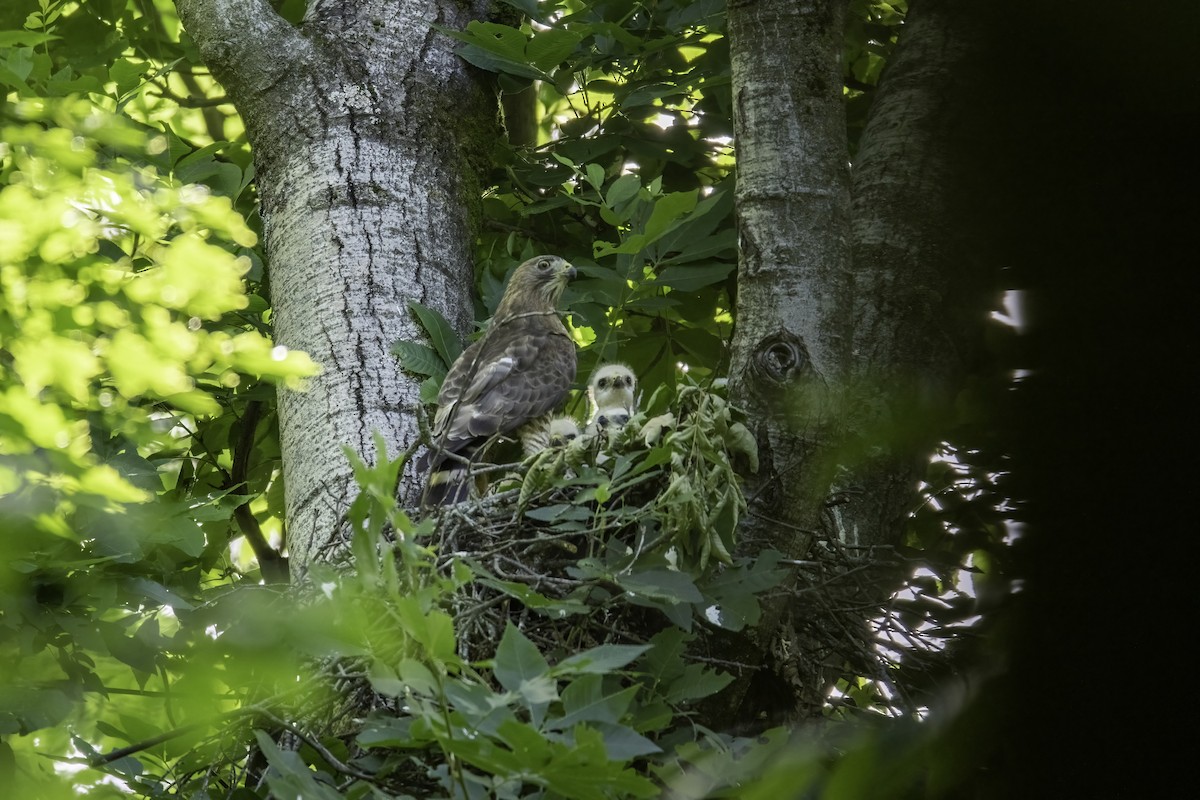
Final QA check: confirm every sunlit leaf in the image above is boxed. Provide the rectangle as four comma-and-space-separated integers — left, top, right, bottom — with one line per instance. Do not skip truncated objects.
526, 29, 583, 72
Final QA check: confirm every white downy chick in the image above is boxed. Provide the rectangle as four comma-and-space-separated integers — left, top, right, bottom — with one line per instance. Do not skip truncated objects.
522, 414, 582, 457
585, 405, 632, 438
547, 415, 582, 448
587, 362, 637, 425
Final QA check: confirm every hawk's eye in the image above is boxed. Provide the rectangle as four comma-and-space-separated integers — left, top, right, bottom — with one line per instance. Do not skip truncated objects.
537, 258, 552, 271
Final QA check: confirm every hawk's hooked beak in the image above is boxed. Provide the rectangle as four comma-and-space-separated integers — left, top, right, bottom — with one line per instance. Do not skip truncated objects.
561, 262, 577, 281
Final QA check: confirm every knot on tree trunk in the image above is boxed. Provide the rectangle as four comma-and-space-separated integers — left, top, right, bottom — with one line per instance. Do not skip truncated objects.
750, 330, 812, 391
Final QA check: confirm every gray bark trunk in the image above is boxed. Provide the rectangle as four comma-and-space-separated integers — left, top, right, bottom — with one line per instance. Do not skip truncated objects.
724, 0, 853, 721
727, 0, 852, 556
173, 0, 494, 575
722, 0, 993, 721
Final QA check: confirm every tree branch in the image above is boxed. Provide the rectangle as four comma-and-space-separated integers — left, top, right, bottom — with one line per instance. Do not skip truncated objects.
173, 0, 310, 109
229, 399, 290, 584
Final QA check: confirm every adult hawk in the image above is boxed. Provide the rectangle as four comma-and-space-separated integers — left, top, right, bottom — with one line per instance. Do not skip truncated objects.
421, 255, 577, 505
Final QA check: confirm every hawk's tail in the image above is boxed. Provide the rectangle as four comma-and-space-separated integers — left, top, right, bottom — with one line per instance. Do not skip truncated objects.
421, 463, 473, 506
417, 444, 477, 506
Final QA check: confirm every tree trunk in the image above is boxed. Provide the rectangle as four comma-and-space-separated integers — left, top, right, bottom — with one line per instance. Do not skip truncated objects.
724, 0, 853, 719
844, 0, 993, 552
721, 0, 996, 721
174, 0, 495, 576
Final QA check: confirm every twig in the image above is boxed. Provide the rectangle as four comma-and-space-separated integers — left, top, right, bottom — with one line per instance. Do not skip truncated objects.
252, 709, 377, 782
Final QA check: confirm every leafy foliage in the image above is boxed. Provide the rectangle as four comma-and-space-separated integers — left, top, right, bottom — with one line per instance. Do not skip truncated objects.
463, 0, 738, 401
0, 0, 317, 792
0, 0, 1024, 797
197, 439, 784, 800
518, 379, 756, 573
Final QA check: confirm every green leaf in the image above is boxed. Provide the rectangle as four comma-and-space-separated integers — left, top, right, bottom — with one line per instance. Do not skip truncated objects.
640, 628, 689, 685
0, 687, 74, 735
367, 661, 406, 697
123, 577, 195, 611
665, 663, 734, 703
357, 716, 416, 748
616, 569, 704, 604
585, 162, 605, 191
100, 625, 157, 674
591, 721, 662, 759
644, 190, 699, 242
656, 260, 736, 292
672, 326, 726, 365
526, 28, 583, 72
605, 173, 641, 211
393, 598, 458, 663
656, 182, 736, 255
477, 577, 591, 617
254, 730, 345, 800
459, 21, 528, 61
493, 622, 550, 693
391, 340, 448, 379
457, 44, 544, 79
540, 725, 658, 799
108, 57, 148, 97
397, 658, 439, 694
0, 48, 34, 88
138, 505, 206, 556
419, 375, 442, 403
550, 675, 640, 729
408, 300, 463, 365
725, 421, 760, 472
523, 503, 593, 522
0, 31, 59, 47
620, 81, 683, 108
659, 227, 738, 266
573, 21, 643, 49
556, 644, 651, 674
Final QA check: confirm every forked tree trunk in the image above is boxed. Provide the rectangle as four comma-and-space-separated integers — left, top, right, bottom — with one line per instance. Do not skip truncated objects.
723, 0, 993, 720
845, 0, 993, 553
174, 0, 494, 575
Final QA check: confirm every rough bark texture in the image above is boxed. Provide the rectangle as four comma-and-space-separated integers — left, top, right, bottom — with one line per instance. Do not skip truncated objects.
843, 0, 992, 553
721, 0, 995, 723
727, 0, 852, 553
723, 0, 853, 720
174, 0, 494, 575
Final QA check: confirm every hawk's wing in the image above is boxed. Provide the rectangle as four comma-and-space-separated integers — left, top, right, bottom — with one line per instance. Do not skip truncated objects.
434, 326, 575, 453
423, 321, 575, 504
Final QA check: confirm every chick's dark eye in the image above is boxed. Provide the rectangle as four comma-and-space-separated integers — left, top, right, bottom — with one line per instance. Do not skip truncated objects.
598, 378, 609, 388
